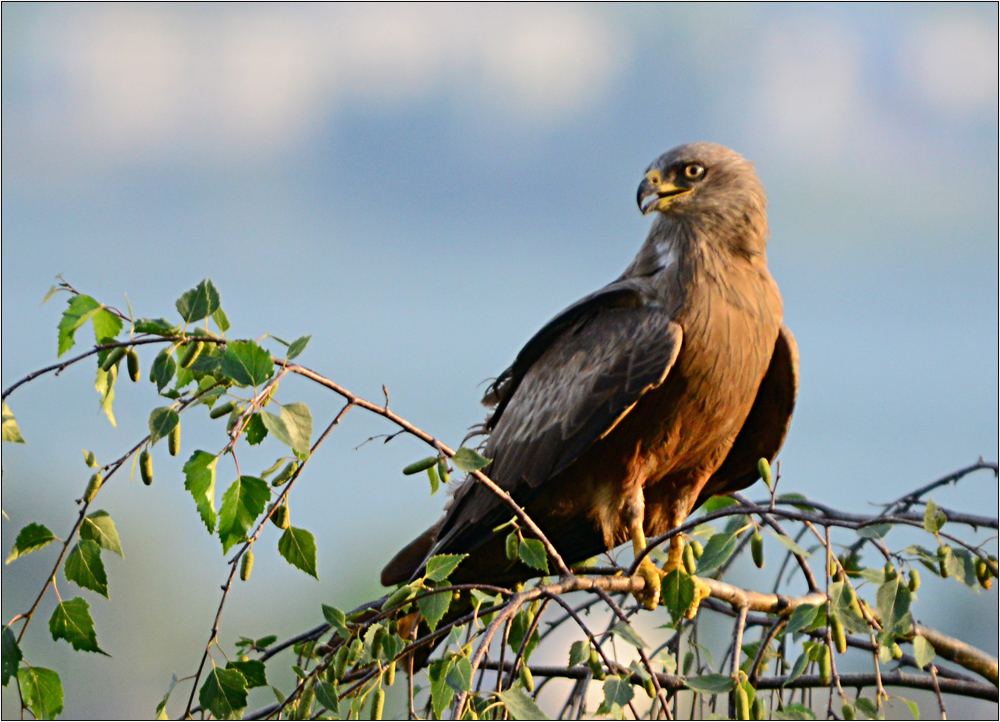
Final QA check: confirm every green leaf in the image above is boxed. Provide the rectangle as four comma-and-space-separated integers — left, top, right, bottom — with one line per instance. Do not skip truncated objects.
700, 495, 738, 513
176, 278, 221, 323
876, 575, 912, 643
220, 340, 274, 387
696, 532, 738, 574
227, 660, 267, 688
518, 538, 549, 573
569, 640, 590, 668
83, 449, 97, 467
64, 539, 108, 597
769, 531, 812, 557
662, 568, 695, 623
611, 620, 647, 649
95, 365, 117, 427
507, 608, 540, 661
315, 680, 340, 716
446, 655, 473, 693
80, 510, 124, 557
1, 402, 25, 443
828, 581, 869, 635
896, 695, 920, 720
150, 349, 177, 391
451, 447, 491, 472
278, 526, 318, 579
784, 604, 820, 638
912, 635, 935, 670
287, 335, 311, 360
261, 403, 313, 460
784, 652, 809, 685
41, 284, 61, 304
6, 523, 56, 563
212, 307, 231, 334
155, 674, 180, 719
244, 413, 267, 445
148, 406, 179, 446
774, 703, 817, 720
602, 675, 635, 719
946, 547, 978, 587
199, 666, 248, 720
57, 294, 100, 356
134, 317, 177, 335
322, 605, 350, 639
217, 476, 270, 553
429, 658, 456, 718
183, 451, 219, 533
18, 666, 63, 719
49, 597, 108, 655
683, 673, 735, 694
91, 308, 123, 346
425, 554, 467, 582
498, 686, 551, 720
418, 589, 452, 632
856, 523, 893, 540
427, 464, 440, 495
923, 498, 946, 533
2, 625, 22, 686
854, 697, 879, 719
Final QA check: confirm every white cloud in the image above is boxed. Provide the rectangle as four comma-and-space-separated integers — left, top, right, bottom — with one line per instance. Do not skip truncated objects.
6, 4, 629, 165
899, 17, 999, 116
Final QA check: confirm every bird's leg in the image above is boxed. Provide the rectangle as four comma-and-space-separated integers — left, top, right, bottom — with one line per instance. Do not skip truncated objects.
624, 494, 664, 610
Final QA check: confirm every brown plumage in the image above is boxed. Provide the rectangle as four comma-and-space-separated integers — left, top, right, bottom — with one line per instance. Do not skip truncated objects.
382, 142, 798, 610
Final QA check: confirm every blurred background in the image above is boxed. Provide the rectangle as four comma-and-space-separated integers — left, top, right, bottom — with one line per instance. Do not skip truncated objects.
2, 3, 997, 719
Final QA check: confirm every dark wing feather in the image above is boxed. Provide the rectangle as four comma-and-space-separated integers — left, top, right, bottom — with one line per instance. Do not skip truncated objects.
433, 302, 682, 556
696, 324, 799, 506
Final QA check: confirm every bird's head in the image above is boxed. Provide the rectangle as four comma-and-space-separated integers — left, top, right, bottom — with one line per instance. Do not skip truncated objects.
637, 142, 768, 252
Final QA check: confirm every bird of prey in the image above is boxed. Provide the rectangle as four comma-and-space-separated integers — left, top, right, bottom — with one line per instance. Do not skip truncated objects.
382, 142, 798, 612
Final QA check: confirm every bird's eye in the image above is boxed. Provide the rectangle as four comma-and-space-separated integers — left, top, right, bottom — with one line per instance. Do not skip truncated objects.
684, 163, 705, 180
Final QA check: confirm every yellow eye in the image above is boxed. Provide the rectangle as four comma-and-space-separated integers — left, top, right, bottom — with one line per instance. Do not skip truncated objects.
684, 163, 705, 179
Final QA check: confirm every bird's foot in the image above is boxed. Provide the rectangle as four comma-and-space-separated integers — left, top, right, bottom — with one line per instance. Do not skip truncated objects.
661, 543, 711, 619
685, 575, 712, 619
632, 557, 667, 610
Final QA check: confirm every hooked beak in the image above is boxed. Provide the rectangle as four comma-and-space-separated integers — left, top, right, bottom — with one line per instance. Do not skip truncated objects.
637, 173, 691, 215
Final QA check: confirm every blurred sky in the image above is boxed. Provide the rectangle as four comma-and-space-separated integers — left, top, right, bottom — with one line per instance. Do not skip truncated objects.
2, 3, 998, 719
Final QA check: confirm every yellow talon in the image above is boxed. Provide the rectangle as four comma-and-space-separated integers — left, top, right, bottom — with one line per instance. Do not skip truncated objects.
663, 537, 710, 619
633, 557, 667, 610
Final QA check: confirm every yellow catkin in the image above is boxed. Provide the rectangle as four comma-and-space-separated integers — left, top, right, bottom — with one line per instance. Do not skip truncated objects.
83, 472, 103, 503
168, 422, 181, 456
240, 550, 254, 581
126, 349, 141, 382
751, 532, 765, 569
139, 450, 154, 486
734, 685, 750, 720
370, 687, 385, 720
832, 616, 847, 654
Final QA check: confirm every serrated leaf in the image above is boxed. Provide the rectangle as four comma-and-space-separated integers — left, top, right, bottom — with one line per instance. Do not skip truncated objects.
662, 568, 696, 623
912, 635, 935, 670
896, 695, 920, 720
507, 608, 540, 661
315, 680, 340, 716
923, 499, 946, 533
784, 651, 809, 685
6, 523, 56, 563
429, 658, 456, 718
183, 451, 219, 533
446, 655, 473, 693
452, 447, 491, 472
150, 349, 177, 392
244, 413, 267, 445
91, 308, 123, 346
499, 686, 551, 720
64, 539, 108, 597
148, 406, 179, 446
261, 404, 313, 460
856, 523, 893, 540
946, 547, 978, 587
701, 495, 738, 512
49, 597, 108, 655
80, 510, 124, 557
2, 625, 22, 686
217, 476, 270, 553
220, 340, 274, 387
425, 554, 467, 582
774, 702, 817, 720
57, 294, 100, 356
95, 365, 117, 427
601, 675, 635, 719
176, 278, 221, 323
155, 674, 180, 719
212, 307, 230, 334
1, 402, 25, 443
227, 660, 267, 688
828, 581, 869, 635
784, 603, 820, 638
199, 666, 247, 720
134, 317, 177, 335
854, 697, 879, 718
769, 531, 812, 557
611, 620, 647, 649
287, 335, 311, 360
684, 673, 735, 694
696, 532, 738, 574
418, 589, 452, 632
569, 640, 590, 668
876, 576, 912, 643
18, 666, 63, 719
518, 538, 549, 573
278, 526, 318, 578
322, 605, 350, 639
